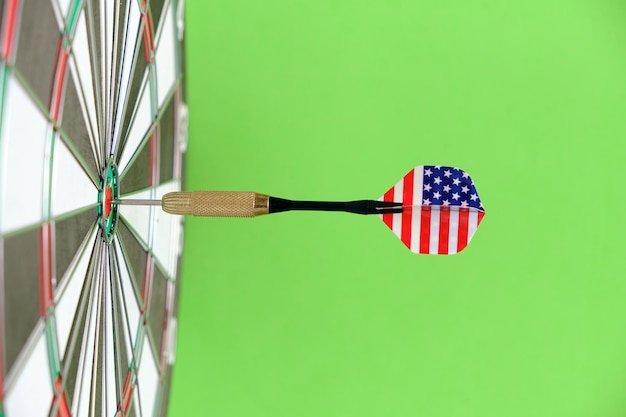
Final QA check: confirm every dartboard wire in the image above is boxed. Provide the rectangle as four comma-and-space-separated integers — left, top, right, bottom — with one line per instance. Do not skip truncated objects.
111, 0, 144, 159
83, 0, 106, 170
111, 235, 146, 416
117, 78, 181, 180
108, 239, 132, 416
55, 232, 99, 416
113, 5, 155, 168
72, 233, 103, 417
88, 238, 108, 416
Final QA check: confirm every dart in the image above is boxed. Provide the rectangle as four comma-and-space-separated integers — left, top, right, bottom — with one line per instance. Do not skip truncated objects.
113, 165, 486, 254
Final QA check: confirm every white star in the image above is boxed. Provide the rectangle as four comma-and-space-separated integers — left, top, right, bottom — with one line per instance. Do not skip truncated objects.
454, 167, 461, 171
460, 200, 468, 208
452, 192, 460, 200
442, 199, 450, 206
424, 183, 432, 192
470, 193, 478, 201
452, 177, 461, 186
462, 171, 469, 179
434, 165, 442, 169
461, 185, 469, 193
433, 176, 442, 185
423, 198, 431, 206
433, 191, 441, 199
443, 169, 452, 178
424, 168, 432, 177
443, 185, 451, 192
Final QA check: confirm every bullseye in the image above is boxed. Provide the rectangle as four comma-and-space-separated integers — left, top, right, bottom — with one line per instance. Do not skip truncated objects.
104, 187, 113, 217
97, 160, 120, 243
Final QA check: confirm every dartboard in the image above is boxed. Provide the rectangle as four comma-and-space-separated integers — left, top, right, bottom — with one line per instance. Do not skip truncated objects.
0, 0, 187, 416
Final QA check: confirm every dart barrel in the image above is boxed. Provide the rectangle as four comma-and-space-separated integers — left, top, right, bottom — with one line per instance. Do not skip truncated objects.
162, 191, 270, 217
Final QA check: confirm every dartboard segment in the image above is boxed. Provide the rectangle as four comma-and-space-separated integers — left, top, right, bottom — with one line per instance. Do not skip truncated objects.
380, 165, 486, 254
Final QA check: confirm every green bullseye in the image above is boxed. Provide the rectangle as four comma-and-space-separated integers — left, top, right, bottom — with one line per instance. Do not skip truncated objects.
97, 160, 120, 243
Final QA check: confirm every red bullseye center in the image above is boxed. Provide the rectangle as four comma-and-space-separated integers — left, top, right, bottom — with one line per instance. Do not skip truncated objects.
104, 187, 113, 217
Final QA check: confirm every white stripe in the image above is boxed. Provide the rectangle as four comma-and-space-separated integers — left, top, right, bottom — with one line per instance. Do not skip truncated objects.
467, 209, 479, 244
392, 181, 403, 238
409, 166, 424, 252
429, 207, 440, 254
447, 208, 459, 255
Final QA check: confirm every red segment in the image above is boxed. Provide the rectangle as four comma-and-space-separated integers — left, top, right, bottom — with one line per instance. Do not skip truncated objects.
457, 208, 470, 253
438, 206, 451, 254
419, 206, 431, 254
54, 377, 71, 417
400, 169, 414, 248
39, 224, 53, 315
51, 43, 69, 121
104, 187, 113, 217
382, 188, 395, 230
1, 0, 19, 60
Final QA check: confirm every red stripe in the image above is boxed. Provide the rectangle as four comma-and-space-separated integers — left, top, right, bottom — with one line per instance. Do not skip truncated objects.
477, 211, 485, 226
382, 188, 394, 229
419, 206, 431, 253
122, 371, 134, 413
457, 208, 470, 253
1, 0, 19, 60
400, 169, 414, 248
39, 224, 53, 315
438, 207, 450, 254
51, 48, 69, 120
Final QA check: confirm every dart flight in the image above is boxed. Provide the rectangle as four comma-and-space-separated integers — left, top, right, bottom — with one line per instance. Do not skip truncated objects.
115, 165, 485, 254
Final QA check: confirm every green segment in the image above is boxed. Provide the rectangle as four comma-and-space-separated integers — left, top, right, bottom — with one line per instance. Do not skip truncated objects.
171, 1, 626, 417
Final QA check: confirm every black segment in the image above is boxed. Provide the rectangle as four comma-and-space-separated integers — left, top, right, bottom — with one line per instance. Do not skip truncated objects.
62, 67, 99, 179
158, 96, 175, 183
117, 219, 147, 301
14, 0, 60, 107
55, 208, 96, 286
111, 0, 128, 136
120, 138, 152, 195
150, 0, 167, 37
3, 228, 41, 374
148, 263, 167, 364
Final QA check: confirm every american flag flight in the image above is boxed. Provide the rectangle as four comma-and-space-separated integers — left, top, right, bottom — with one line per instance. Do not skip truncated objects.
380, 165, 485, 254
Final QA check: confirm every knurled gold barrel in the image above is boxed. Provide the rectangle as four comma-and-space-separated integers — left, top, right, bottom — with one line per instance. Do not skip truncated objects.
162, 191, 269, 217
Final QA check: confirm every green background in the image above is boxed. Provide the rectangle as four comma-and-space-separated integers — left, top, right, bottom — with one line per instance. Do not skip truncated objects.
170, 1, 626, 416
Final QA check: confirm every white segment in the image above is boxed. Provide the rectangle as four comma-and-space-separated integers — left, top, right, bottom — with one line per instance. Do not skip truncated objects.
410, 167, 424, 253
155, 1, 177, 108
119, 70, 151, 173
391, 181, 403, 238
112, 0, 141, 151
103, 258, 117, 416
138, 334, 160, 417
152, 180, 182, 278
71, 11, 99, 152
3, 332, 53, 417
176, 0, 185, 41
166, 315, 178, 365
429, 207, 440, 254
447, 208, 459, 255
58, 0, 72, 16
73, 269, 99, 417
0, 75, 48, 234
114, 235, 141, 347
467, 209, 479, 244
119, 187, 152, 246
52, 138, 97, 217
55, 225, 97, 358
